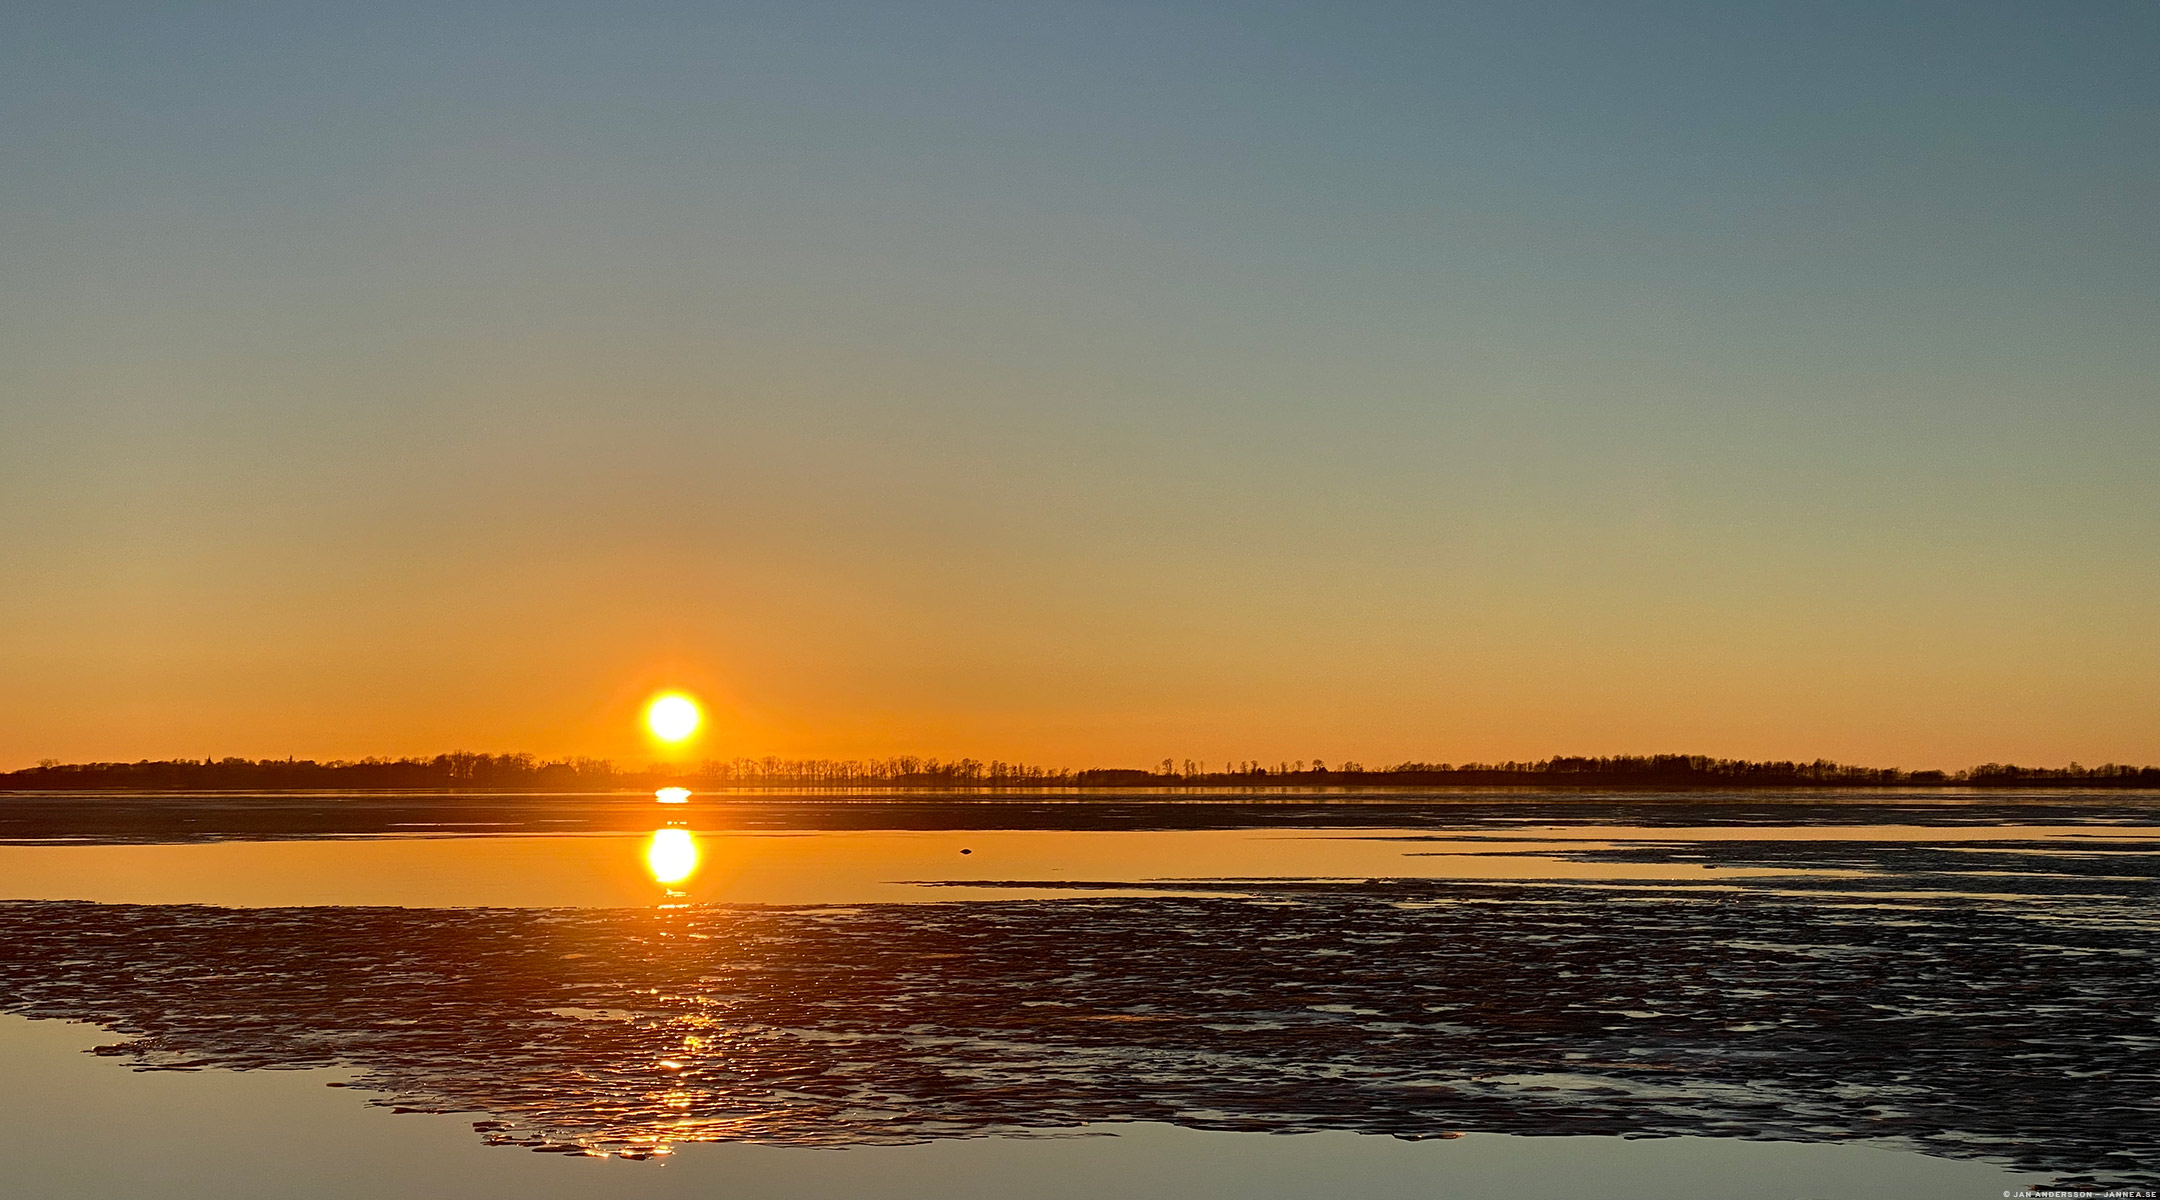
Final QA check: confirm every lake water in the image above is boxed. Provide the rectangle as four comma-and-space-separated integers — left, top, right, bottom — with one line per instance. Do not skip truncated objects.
0, 789, 2152, 1197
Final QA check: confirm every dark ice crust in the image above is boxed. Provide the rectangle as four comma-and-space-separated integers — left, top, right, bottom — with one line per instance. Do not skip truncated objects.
1, 848, 2152, 1186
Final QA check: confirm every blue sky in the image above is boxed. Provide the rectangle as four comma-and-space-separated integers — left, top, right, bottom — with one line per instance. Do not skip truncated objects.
3, 2, 2155, 767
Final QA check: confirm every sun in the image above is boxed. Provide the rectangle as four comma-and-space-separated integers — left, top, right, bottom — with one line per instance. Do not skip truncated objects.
644, 693, 702, 743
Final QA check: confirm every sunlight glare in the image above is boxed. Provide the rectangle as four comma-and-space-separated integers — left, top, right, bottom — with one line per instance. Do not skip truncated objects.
645, 828, 700, 885
645, 694, 701, 743
655, 787, 690, 805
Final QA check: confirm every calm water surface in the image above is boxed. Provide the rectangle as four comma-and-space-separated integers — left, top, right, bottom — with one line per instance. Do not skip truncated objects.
0, 790, 2151, 1197
0, 825, 1970, 906
2, 811, 2151, 907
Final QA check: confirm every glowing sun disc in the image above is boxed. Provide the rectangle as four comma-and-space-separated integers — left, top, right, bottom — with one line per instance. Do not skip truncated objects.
645, 694, 701, 743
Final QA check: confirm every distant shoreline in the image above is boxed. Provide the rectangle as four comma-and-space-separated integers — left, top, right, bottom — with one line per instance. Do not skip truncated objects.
6, 754, 2158, 792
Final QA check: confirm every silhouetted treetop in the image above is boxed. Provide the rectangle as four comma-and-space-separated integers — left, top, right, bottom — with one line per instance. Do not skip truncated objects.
3, 753, 2156, 791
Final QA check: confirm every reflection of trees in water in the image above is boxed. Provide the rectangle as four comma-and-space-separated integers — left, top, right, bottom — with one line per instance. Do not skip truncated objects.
0, 867, 2151, 1186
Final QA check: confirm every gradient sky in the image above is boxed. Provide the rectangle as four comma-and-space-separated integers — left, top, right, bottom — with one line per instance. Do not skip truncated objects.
3, 1, 2155, 771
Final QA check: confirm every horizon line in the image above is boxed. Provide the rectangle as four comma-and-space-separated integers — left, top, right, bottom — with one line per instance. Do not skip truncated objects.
8, 752, 2159, 791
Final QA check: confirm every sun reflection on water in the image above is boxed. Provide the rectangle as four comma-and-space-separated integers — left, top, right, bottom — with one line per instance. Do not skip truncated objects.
645, 829, 700, 886
655, 787, 691, 805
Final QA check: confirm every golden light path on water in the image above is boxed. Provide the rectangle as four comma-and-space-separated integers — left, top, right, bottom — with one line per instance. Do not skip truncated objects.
647, 788, 697, 884
645, 829, 700, 885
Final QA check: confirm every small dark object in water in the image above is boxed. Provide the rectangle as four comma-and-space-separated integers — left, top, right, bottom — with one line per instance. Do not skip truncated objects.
960, 848, 972, 855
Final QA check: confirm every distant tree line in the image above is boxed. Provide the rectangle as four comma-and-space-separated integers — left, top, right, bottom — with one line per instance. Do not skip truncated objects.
5, 752, 2158, 791
1080, 755, 2160, 788
0, 753, 1076, 791
3, 753, 624, 791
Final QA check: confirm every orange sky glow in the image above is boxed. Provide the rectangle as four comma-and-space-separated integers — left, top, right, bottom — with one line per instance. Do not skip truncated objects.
3, 5, 2156, 773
